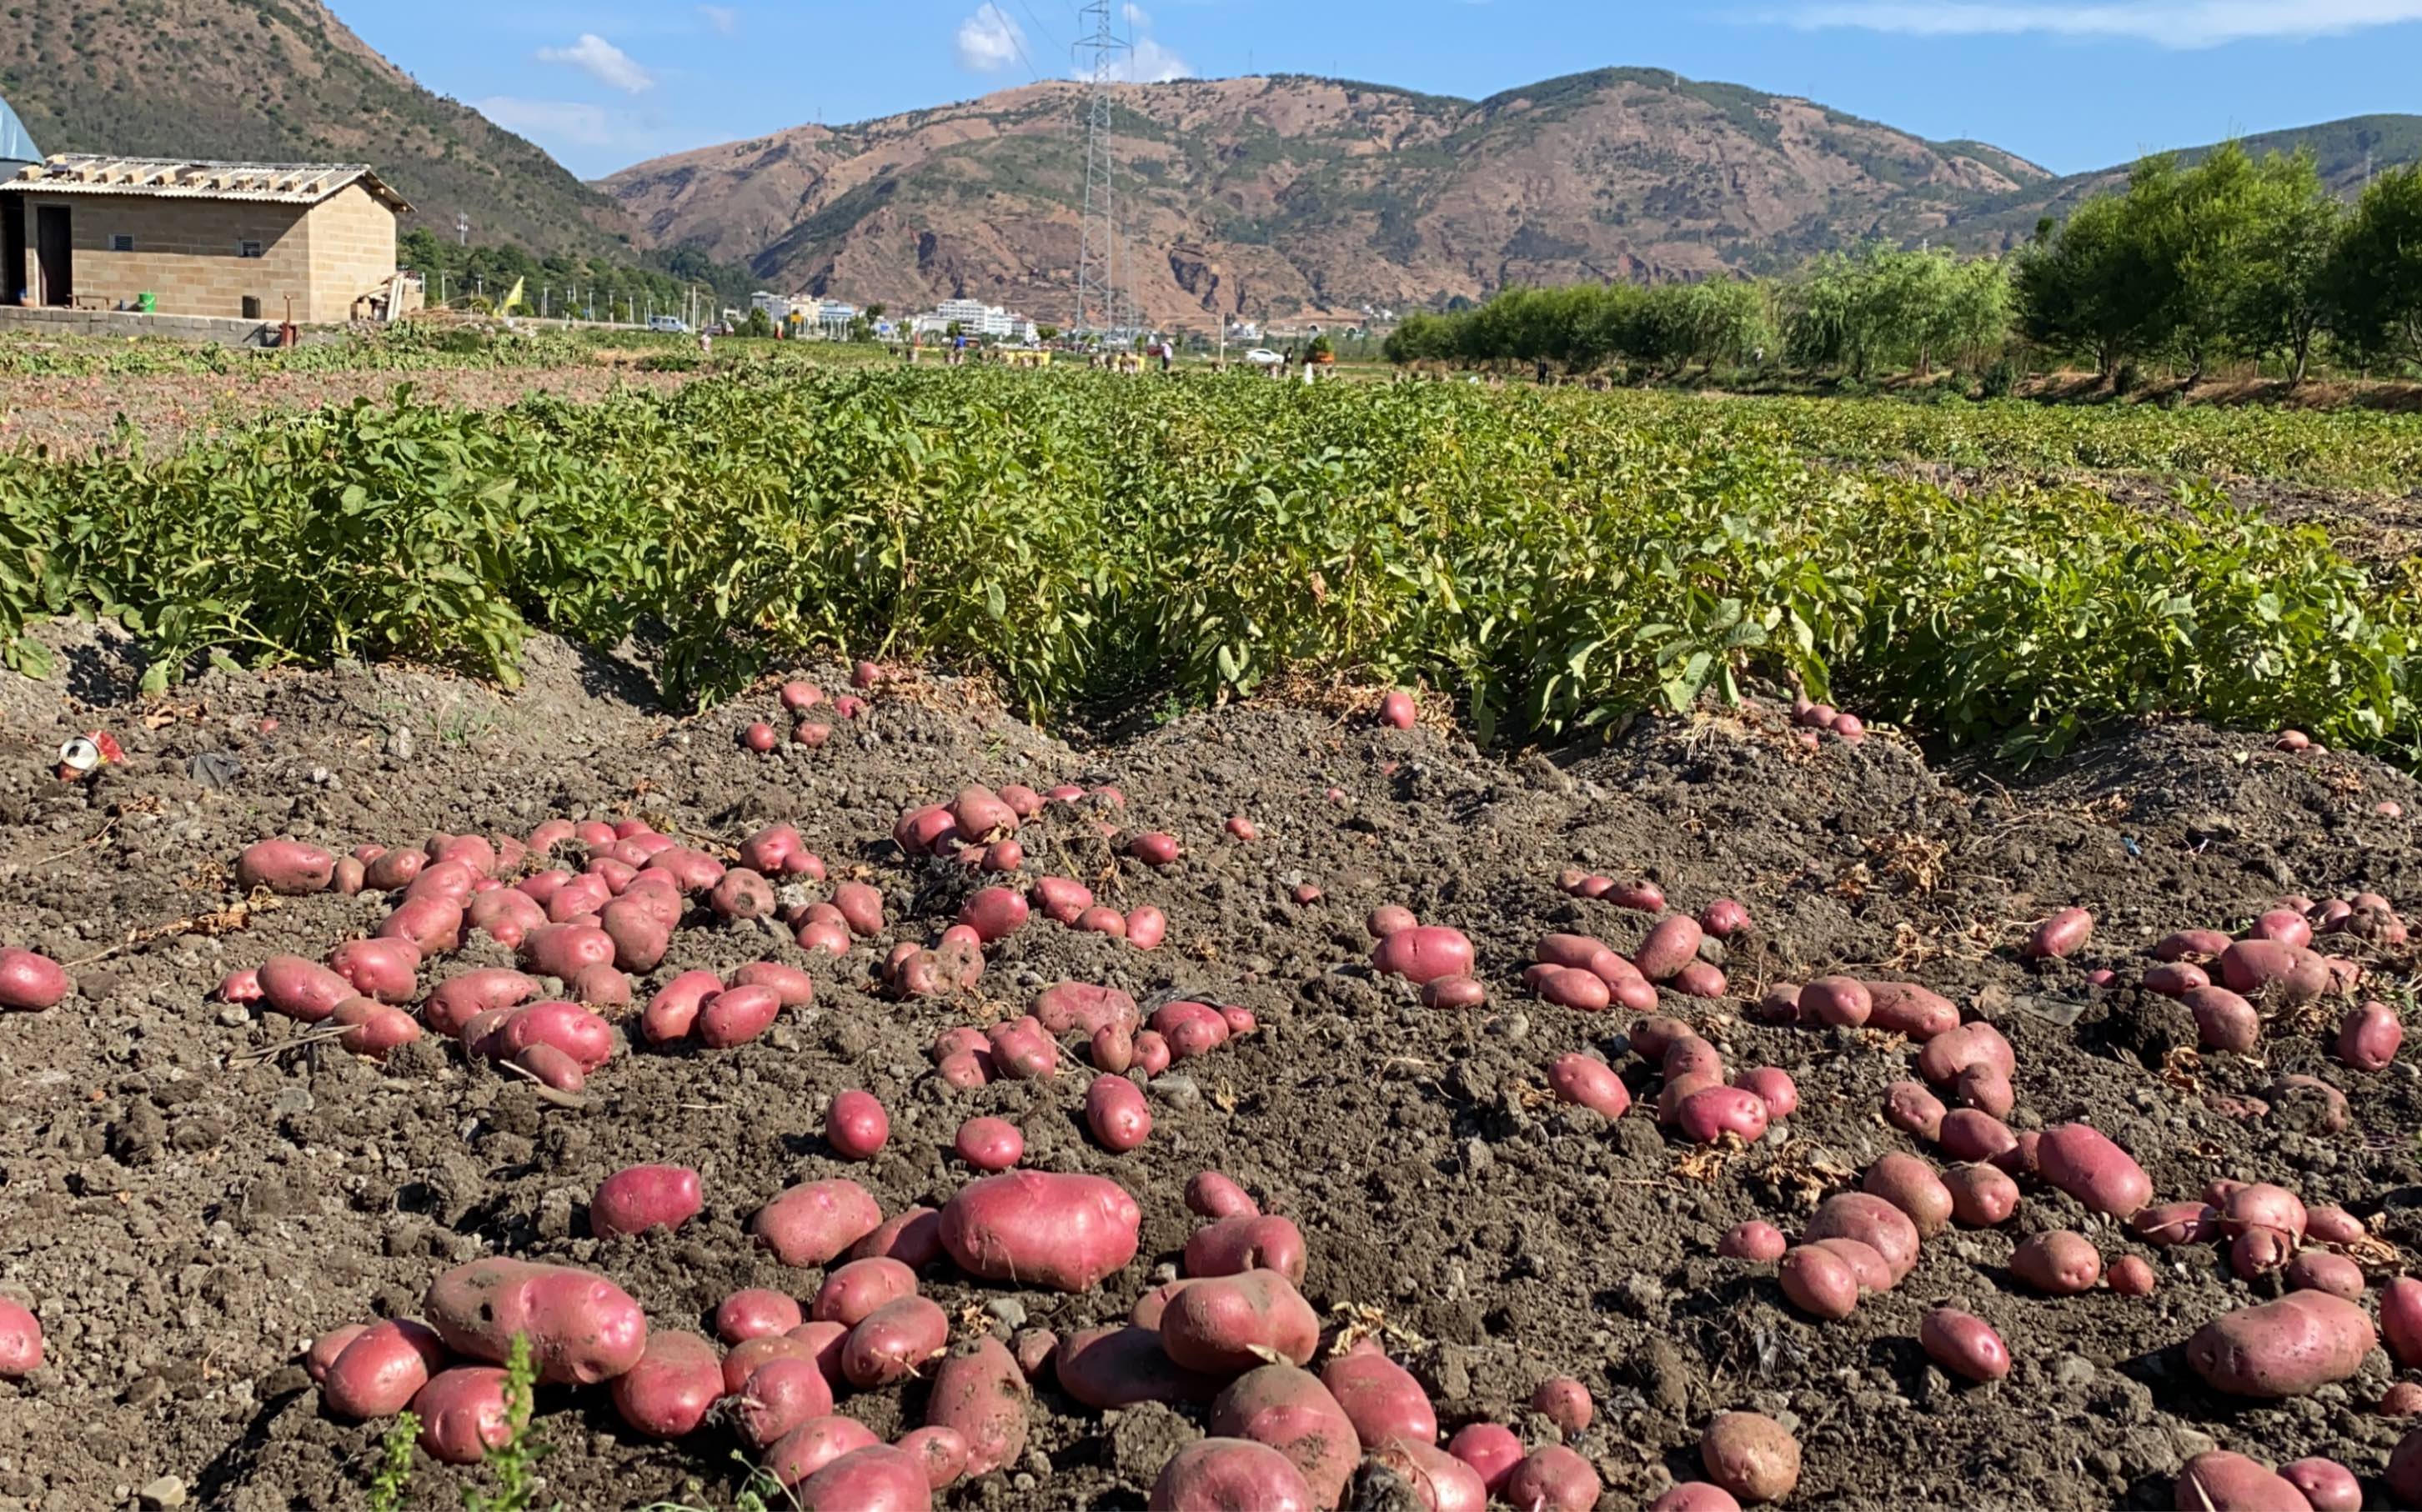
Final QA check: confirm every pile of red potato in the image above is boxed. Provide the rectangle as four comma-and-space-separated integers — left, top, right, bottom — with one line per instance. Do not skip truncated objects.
9, 678, 2421, 1511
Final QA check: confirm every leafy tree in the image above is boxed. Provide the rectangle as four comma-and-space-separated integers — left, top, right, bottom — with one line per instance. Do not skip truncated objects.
740, 307, 775, 338
2326, 165, 2422, 372
2017, 197, 2147, 379
2231, 151, 2340, 382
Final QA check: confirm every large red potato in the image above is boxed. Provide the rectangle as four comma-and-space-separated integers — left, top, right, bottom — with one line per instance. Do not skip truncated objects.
925, 1336, 1030, 1476
1371, 926, 1476, 985
938, 1171, 1141, 1292
322, 1318, 446, 1419
1149, 1438, 1317, 1512
2187, 1292, 2375, 1397
2036, 1123, 2152, 1218
412, 1366, 513, 1465
611, 1329, 724, 1438
751, 1179, 884, 1268
236, 839, 337, 895
1208, 1363, 1361, 1508
422, 1259, 646, 1385
590, 1164, 702, 1238
1161, 1270, 1321, 1374
1321, 1344, 1437, 1448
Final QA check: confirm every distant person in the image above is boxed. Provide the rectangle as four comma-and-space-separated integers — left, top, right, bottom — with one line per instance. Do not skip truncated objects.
1537, 358, 1551, 386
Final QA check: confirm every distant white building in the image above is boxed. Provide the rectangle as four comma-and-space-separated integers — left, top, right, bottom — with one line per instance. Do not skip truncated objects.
750, 291, 790, 323
923, 298, 1035, 343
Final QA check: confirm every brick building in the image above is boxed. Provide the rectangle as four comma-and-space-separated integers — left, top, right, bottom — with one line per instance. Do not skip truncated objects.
2, 156, 411, 323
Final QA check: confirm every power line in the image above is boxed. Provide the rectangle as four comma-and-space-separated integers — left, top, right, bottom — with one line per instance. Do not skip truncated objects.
1073, 0, 1129, 338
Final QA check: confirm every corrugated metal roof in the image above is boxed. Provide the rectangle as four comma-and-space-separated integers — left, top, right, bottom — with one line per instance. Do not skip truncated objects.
0, 155, 410, 213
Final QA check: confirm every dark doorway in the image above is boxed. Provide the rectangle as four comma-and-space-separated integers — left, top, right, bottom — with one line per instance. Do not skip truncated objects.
34, 204, 68, 307
2, 198, 23, 305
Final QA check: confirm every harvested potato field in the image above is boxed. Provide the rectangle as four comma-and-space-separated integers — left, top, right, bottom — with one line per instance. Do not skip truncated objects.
0, 614, 2418, 1510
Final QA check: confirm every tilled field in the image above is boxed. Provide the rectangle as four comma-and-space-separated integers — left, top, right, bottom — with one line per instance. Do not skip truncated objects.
0, 624, 2417, 1511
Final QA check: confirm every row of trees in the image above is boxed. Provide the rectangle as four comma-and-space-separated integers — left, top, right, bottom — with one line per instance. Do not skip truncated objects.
398, 231, 757, 326
1384, 148, 2422, 387
2023, 148, 2422, 381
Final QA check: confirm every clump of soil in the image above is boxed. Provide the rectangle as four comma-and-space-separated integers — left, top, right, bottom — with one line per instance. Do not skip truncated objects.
0, 623, 2414, 1510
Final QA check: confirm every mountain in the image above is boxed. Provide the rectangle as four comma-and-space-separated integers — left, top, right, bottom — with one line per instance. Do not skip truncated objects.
0, 0, 629, 257
1933, 113, 2422, 249
601, 69, 2058, 326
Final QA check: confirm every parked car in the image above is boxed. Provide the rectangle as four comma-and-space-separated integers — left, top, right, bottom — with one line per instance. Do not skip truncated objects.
648, 315, 689, 334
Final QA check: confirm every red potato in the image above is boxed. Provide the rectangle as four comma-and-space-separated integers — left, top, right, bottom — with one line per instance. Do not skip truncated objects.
1952, 1064, 2013, 1118
1778, 1246, 1859, 1319
1503, 1445, 1602, 1512
1370, 905, 1420, 939
1186, 1216, 1307, 1286
1371, 1439, 1489, 1512
2012, 1230, 2100, 1294
305, 1324, 367, 1384
1447, 1424, 1524, 1496
1699, 899, 1750, 939
494, 1000, 612, 1071
2036, 1123, 2153, 1218
1154, 1001, 1231, 1059
2219, 939, 2331, 1003
519, 921, 614, 980
1884, 1081, 1948, 1139
1210, 1363, 1361, 1508
1813, 1238, 1893, 1294
2220, 1184, 2308, 1242
924, 1335, 1029, 1477
364, 846, 428, 892
1604, 881, 1667, 913
1635, 916, 1705, 981
590, 1164, 700, 1239
897, 806, 959, 855
898, 1427, 970, 1491
2106, 1255, 2157, 1297
236, 839, 337, 896
258, 954, 354, 1023
1031, 877, 1096, 926
958, 886, 1030, 944
512, 1044, 584, 1092
1536, 966, 1612, 1011
330, 997, 421, 1059
730, 961, 815, 1009
2143, 962, 2209, 996
379, 895, 465, 956
2187, 1291, 2376, 1397
2339, 1001, 2403, 1070
1150, 1438, 1317, 1512
1162, 1270, 1321, 1374
710, 868, 778, 924
1547, 1054, 1631, 1119
840, 1296, 950, 1389
2304, 1205, 2364, 1246
766, 1416, 885, 1490
1701, 1412, 1800, 1504
2025, 907, 2094, 959
833, 881, 885, 936
1186, 1173, 1260, 1220
0, 1300, 38, 1379
1735, 1068, 1797, 1120
724, 1334, 810, 1394
609, 1329, 722, 1439
1863, 1154, 1954, 1236
1091, 1025, 1136, 1073
955, 1118, 1025, 1172
936, 1050, 992, 1089
2231, 1227, 2294, 1279
549, 873, 613, 922
2282, 1459, 2361, 1512
1861, 980, 1959, 1039
1532, 1377, 1592, 1435
2250, 908, 2315, 948
2155, 929, 2234, 962
1943, 1163, 2019, 1227
698, 983, 782, 1049
2287, 1251, 2364, 1300
1628, 1015, 1697, 1061
940, 1170, 1141, 1293
1130, 831, 1181, 867
1034, 980, 1141, 1037
411, 1366, 512, 1465
752, 1179, 884, 1269
815, 1259, 919, 1329
569, 961, 631, 1008
324, 939, 420, 1004
1915, 1022, 2014, 1087
825, 1091, 890, 1162
1058, 1324, 1220, 1409
1322, 1345, 1439, 1448
1919, 1308, 2009, 1383
641, 969, 723, 1045
847, 1208, 945, 1273
466, 887, 546, 949
950, 786, 1020, 841
2183, 985, 2261, 1053
2174, 1452, 2314, 1512
1377, 689, 1419, 728
791, 1445, 933, 1512
2382, 1277, 2422, 1367
1679, 1086, 1769, 1144
422, 1259, 646, 1385
1134, 1031, 1172, 1076
405, 859, 479, 905
1803, 1193, 1920, 1282
2131, 1202, 2221, 1247
1086, 1074, 1153, 1152
1371, 926, 1477, 985
716, 1289, 803, 1344
1423, 975, 1487, 1009
1672, 960, 1728, 999
1648, 1486, 1745, 1512
323, 1318, 446, 1419
1801, 976, 1871, 1028
1719, 1222, 1786, 1262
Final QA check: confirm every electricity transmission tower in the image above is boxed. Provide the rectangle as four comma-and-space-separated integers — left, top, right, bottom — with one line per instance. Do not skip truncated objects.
1073, 0, 1127, 337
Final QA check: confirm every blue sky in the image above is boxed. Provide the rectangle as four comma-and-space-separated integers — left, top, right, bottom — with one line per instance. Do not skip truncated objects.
348, 1, 2422, 180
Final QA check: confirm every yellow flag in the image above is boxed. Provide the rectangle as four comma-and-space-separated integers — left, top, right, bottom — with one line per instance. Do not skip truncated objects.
497, 278, 525, 315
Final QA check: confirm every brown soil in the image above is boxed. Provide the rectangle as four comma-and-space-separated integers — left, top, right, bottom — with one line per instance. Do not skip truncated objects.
0, 624, 2416, 1511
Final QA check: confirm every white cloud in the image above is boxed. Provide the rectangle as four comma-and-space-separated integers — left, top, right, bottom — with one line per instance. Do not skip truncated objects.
534, 33, 655, 93
955, 3, 1026, 72
1122, 3, 1151, 24
698, 4, 738, 34
1114, 36, 1193, 82
1775, 0, 2422, 48
476, 97, 634, 148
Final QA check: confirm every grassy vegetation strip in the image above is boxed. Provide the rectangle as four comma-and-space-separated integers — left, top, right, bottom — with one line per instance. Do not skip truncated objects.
0, 369, 2414, 764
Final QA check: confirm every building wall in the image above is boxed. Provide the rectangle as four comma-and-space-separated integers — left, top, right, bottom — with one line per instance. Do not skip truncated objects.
303, 183, 399, 323
12, 184, 397, 322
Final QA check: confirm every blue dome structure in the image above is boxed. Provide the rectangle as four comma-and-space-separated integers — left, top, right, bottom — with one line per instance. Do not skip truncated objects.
0, 94, 38, 171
